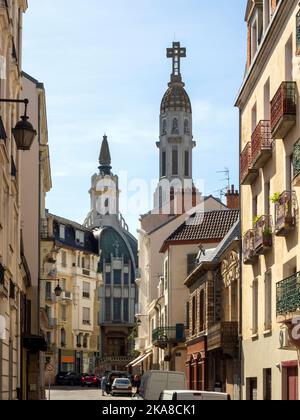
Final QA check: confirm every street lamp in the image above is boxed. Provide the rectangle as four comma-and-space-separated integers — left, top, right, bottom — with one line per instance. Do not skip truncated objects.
0, 98, 37, 150
54, 282, 63, 297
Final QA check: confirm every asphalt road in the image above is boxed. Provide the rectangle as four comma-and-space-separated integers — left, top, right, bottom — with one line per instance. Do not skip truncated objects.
48, 386, 134, 401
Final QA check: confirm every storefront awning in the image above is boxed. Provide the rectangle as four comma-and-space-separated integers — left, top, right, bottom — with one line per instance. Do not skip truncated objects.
132, 351, 152, 367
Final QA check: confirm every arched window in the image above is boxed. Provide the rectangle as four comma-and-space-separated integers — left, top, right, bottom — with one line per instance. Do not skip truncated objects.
184, 119, 190, 134
172, 118, 179, 135
83, 334, 89, 349
162, 119, 167, 135
61, 328, 66, 347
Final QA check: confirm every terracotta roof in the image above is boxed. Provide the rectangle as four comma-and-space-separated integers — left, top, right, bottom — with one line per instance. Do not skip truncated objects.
161, 209, 239, 251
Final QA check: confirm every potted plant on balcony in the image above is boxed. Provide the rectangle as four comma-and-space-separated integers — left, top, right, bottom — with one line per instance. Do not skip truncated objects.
270, 192, 281, 204
262, 226, 273, 247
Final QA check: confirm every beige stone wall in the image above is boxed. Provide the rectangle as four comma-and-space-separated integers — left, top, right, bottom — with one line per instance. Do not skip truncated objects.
238, 0, 300, 400
0, 0, 29, 400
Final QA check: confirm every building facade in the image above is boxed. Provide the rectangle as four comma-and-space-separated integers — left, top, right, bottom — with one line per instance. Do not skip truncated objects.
40, 214, 100, 383
237, 0, 300, 400
85, 136, 138, 373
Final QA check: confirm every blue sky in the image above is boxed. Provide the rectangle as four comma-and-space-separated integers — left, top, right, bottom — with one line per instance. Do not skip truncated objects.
23, 0, 247, 235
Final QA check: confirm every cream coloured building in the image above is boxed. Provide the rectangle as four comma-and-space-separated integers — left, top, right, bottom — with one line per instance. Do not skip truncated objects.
40, 214, 101, 383
236, 0, 300, 401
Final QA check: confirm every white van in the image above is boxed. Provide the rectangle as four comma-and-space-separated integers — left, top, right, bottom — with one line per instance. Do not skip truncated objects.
159, 390, 231, 401
139, 371, 187, 400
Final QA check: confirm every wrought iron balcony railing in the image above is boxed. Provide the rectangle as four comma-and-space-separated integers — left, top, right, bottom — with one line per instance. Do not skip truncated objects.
275, 191, 297, 236
271, 82, 297, 139
243, 230, 257, 265
207, 322, 238, 355
240, 142, 258, 185
253, 215, 273, 255
251, 120, 273, 169
277, 272, 300, 316
152, 325, 185, 348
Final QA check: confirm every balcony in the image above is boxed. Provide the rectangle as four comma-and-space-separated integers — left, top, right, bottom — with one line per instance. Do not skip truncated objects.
61, 291, 72, 301
152, 325, 185, 349
251, 121, 273, 169
275, 191, 297, 237
271, 82, 297, 139
253, 215, 273, 255
46, 343, 57, 353
243, 230, 257, 265
240, 142, 258, 185
207, 322, 238, 356
277, 272, 300, 320
45, 293, 56, 304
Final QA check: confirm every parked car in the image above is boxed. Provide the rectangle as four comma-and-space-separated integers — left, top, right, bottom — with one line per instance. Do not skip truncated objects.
56, 371, 81, 386
139, 371, 186, 400
159, 390, 231, 401
80, 373, 100, 388
111, 378, 133, 397
106, 371, 129, 394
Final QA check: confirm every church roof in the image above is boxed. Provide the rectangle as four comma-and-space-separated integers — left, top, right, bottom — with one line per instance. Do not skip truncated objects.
161, 82, 192, 114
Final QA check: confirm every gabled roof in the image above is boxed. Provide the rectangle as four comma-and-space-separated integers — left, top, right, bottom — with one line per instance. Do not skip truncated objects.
160, 209, 239, 252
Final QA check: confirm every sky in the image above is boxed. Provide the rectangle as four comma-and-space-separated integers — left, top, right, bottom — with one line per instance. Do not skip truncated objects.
23, 0, 247, 235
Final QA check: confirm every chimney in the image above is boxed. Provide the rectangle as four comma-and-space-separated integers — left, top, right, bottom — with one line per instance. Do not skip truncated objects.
226, 185, 239, 210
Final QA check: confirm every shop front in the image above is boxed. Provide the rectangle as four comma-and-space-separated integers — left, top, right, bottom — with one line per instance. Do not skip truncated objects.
186, 337, 207, 391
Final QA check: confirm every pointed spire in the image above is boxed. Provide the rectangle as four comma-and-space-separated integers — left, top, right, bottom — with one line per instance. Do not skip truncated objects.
99, 134, 112, 174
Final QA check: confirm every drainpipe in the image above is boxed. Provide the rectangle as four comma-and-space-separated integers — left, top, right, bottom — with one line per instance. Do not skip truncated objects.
38, 92, 42, 400
238, 108, 243, 401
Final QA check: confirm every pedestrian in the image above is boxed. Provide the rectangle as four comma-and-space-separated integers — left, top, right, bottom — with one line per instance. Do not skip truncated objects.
101, 375, 107, 397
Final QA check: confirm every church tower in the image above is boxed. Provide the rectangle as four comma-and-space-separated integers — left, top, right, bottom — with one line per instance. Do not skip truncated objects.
155, 42, 196, 210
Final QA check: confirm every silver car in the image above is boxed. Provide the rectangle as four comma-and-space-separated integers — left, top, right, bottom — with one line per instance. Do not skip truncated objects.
111, 378, 132, 397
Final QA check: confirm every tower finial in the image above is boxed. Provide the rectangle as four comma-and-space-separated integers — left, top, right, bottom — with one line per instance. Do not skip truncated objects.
99, 134, 112, 174
166, 41, 186, 83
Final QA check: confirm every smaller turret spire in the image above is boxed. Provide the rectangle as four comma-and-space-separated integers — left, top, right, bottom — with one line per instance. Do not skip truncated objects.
99, 134, 112, 175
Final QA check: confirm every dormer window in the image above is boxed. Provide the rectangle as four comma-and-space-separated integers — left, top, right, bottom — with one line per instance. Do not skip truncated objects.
172, 118, 179, 135
76, 230, 85, 246
59, 225, 65, 240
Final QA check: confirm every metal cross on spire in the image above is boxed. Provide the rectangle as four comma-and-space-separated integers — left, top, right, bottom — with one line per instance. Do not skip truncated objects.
167, 41, 186, 81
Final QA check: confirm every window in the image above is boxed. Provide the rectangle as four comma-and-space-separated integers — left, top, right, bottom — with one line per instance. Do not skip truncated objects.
192, 295, 197, 335
76, 230, 85, 246
162, 151, 166, 177
162, 119, 167, 135
61, 251, 67, 268
61, 328, 66, 347
184, 150, 189, 177
285, 36, 293, 81
251, 103, 257, 133
247, 378, 258, 401
264, 369, 272, 401
83, 282, 90, 299
46, 282, 52, 300
184, 119, 189, 134
264, 182, 270, 215
200, 290, 205, 332
113, 298, 122, 322
60, 305, 67, 322
264, 78, 270, 120
59, 225, 65, 240
61, 279, 66, 291
265, 271, 272, 331
9, 280, 15, 300
186, 301, 190, 330
105, 272, 111, 285
251, 18, 258, 59
252, 280, 259, 335
123, 298, 129, 322
263, 0, 271, 33
253, 196, 258, 221
172, 148, 178, 175
172, 118, 179, 135
82, 307, 90, 325
286, 154, 293, 191
82, 256, 90, 270
124, 273, 129, 286
105, 298, 111, 322
114, 270, 122, 285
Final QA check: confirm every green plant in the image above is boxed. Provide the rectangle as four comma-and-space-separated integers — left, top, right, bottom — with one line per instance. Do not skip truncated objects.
253, 215, 261, 226
263, 227, 272, 237
270, 192, 281, 204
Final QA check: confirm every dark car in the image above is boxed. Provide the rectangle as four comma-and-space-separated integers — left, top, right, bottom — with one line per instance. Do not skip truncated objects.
80, 373, 100, 388
106, 371, 129, 394
56, 371, 81, 386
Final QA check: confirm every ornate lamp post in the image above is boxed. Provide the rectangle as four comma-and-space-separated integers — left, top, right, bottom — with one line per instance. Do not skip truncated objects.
0, 98, 37, 150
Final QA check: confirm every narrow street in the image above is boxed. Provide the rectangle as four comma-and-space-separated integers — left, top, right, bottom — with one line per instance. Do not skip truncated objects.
49, 387, 134, 401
